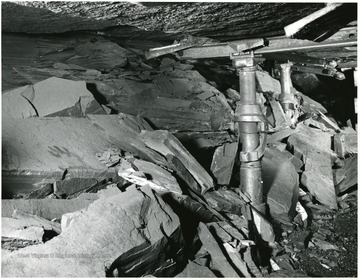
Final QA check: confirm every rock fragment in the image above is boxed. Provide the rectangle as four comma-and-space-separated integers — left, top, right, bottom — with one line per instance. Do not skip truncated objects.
255, 70, 281, 97
335, 156, 357, 194
262, 147, 299, 222
2, 218, 45, 243
53, 178, 98, 198
210, 142, 238, 186
68, 40, 129, 70
140, 130, 214, 194
2, 197, 97, 221
118, 158, 183, 194
2, 85, 38, 120
2, 114, 166, 197
2, 185, 184, 277
3, 77, 105, 119
175, 260, 216, 277
334, 132, 357, 158
197, 222, 239, 277
11, 210, 61, 234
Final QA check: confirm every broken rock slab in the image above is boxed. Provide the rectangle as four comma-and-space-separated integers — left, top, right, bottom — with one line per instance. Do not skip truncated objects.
255, 70, 281, 97
2, 113, 166, 196
210, 141, 238, 186
53, 177, 98, 198
2, 218, 45, 243
24, 183, 53, 199
281, 149, 303, 173
334, 132, 357, 158
11, 210, 61, 234
118, 158, 182, 194
197, 222, 239, 277
267, 127, 299, 144
140, 130, 214, 194
287, 122, 336, 160
335, 155, 357, 195
301, 150, 337, 210
102, 74, 233, 132
67, 40, 129, 70
2, 185, 184, 277
2, 197, 97, 221
288, 124, 337, 209
269, 99, 291, 129
2, 77, 105, 120
293, 89, 327, 114
262, 147, 299, 222
174, 131, 235, 150
2, 85, 37, 120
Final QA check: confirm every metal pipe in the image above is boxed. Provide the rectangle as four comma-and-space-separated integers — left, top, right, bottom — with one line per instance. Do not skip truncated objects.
178, 39, 357, 60
279, 62, 295, 117
256, 39, 356, 54
237, 64, 264, 212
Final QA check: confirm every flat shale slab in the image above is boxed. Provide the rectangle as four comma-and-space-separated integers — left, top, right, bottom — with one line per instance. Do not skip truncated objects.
288, 123, 337, 209
2, 114, 166, 196
1, 185, 184, 277
262, 147, 299, 222
2, 197, 97, 220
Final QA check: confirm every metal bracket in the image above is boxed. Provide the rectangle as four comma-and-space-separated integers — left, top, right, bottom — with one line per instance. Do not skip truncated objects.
240, 131, 267, 162
234, 103, 268, 123
291, 64, 345, 80
234, 103, 268, 162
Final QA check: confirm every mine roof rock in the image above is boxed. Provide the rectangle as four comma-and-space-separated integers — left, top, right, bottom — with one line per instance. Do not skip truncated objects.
3, 2, 325, 40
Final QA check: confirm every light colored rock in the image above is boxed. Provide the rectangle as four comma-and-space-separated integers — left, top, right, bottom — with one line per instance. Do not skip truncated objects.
334, 132, 357, 158
281, 149, 303, 173
251, 207, 275, 244
96, 184, 122, 198
301, 151, 337, 209
27, 77, 104, 117
1, 198, 97, 220
269, 99, 290, 129
11, 210, 61, 234
118, 158, 182, 194
2, 218, 44, 242
60, 211, 83, 232
267, 127, 298, 144
210, 142, 238, 186
335, 156, 357, 194
287, 123, 336, 160
2, 85, 37, 121
311, 238, 339, 251
140, 130, 214, 194
2, 185, 183, 277
225, 88, 241, 101
197, 222, 239, 277
255, 71, 281, 97
290, 125, 337, 209
262, 147, 299, 222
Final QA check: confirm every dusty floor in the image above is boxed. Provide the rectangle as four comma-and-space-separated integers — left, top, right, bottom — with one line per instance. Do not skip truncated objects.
273, 193, 358, 277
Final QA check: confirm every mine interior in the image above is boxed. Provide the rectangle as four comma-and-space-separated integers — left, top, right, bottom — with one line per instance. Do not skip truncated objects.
1, 2, 358, 277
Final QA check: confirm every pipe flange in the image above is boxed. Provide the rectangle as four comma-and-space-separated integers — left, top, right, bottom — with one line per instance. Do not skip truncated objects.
234, 103, 268, 123
240, 132, 267, 162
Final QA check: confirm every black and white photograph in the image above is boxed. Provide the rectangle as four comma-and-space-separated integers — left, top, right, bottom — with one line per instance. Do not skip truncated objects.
1, 1, 358, 277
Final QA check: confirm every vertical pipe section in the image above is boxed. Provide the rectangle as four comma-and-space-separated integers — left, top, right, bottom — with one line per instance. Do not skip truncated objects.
238, 66, 264, 211
279, 62, 294, 114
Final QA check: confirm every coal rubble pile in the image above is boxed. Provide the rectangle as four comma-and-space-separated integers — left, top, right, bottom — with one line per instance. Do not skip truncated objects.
2, 33, 357, 277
